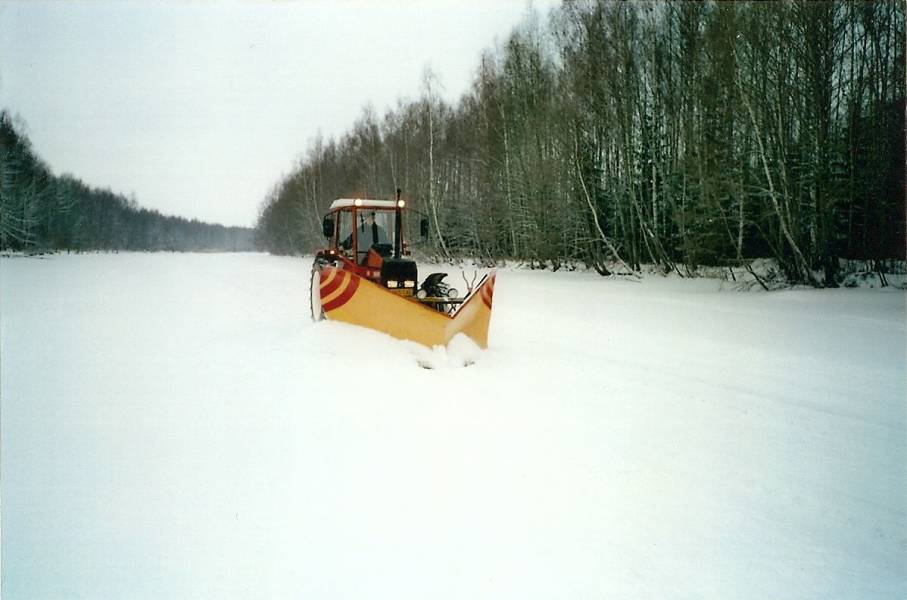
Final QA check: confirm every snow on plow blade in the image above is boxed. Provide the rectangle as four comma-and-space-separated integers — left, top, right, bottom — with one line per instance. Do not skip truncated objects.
317, 266, 495, 349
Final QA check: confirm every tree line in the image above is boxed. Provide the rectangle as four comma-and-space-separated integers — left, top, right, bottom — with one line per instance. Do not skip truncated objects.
257, 0, 904, 286
0, 111, 255, 253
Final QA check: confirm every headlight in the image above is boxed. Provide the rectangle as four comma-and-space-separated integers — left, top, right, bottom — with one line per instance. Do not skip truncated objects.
403, 280, 415, 288
387, 280, 399, 288
416, 289, 427, 299
447, 287, 459, 299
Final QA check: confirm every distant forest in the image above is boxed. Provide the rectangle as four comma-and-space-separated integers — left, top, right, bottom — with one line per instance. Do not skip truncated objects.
257, 0, 905, 286
0, 111, 255, 253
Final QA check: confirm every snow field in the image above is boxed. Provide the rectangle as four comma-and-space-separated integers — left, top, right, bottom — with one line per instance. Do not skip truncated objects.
2, 253, 905, 599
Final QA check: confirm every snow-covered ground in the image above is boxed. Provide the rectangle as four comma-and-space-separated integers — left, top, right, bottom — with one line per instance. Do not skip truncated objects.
2, 253, 905, 599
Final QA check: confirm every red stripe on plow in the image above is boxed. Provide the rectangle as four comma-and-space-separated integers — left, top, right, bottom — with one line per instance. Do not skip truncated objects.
481, 276, 495, 309
322, 273, 360, 312
319, 268, 344, 298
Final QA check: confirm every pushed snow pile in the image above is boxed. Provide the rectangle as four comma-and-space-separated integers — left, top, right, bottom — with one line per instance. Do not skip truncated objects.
2, 253, 905, 600
407, 333, 482, 369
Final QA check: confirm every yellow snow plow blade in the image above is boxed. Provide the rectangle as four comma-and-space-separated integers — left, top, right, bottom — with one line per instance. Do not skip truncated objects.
317, 266, 495, 348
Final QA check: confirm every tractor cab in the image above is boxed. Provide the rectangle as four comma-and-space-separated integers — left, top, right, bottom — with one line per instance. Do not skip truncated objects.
316, 195, 428, 297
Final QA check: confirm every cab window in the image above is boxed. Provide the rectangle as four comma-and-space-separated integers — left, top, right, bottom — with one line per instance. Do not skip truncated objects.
337, 210, 353, 257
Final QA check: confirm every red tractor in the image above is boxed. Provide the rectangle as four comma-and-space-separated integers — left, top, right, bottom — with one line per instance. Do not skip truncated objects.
309, 192, 496, 348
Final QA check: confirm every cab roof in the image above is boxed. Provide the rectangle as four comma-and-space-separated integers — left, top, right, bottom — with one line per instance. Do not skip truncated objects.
329, 198, 398, 210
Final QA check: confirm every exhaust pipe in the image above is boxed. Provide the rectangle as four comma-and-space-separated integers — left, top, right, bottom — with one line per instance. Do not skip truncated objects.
394, 188, 403, 259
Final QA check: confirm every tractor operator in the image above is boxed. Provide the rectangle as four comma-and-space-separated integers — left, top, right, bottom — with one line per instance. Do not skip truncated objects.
340, 212, 389, 262
356, 212, 388, 254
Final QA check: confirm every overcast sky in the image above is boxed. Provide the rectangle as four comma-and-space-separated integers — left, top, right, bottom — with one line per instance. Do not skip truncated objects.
1, 0, 558, 227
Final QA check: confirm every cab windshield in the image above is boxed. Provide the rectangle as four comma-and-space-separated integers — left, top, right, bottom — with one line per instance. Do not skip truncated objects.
339, 208, 396, 263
